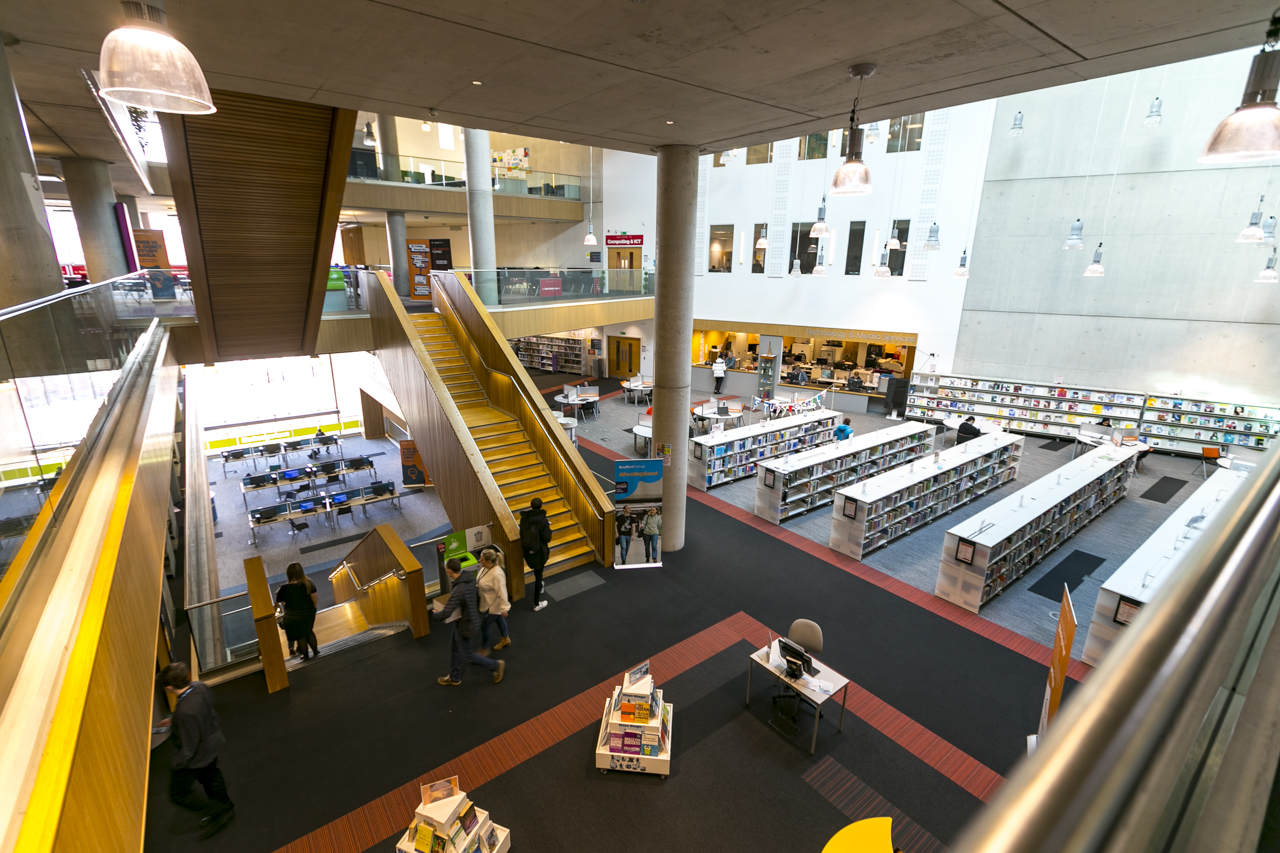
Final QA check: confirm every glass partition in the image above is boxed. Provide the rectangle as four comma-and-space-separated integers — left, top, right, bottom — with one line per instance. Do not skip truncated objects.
346, 151, 582, 199
187, 593, 259, 669
457, 269, 656, 306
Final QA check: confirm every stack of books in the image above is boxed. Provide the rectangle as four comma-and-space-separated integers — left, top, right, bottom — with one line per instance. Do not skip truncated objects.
395, 775, 511, 853
594, 660, 674, 777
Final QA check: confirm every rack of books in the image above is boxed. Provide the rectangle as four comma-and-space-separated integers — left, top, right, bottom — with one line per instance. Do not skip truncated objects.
1081, 467, 1247, 666
1138, 395, 1279, 455
687, 408, 839, 491
595, 661, 672, 777
935, 443, 1141, 613
511, 334, 586, 375
829, 432, 1024, 561
395, 775, 510, 853
754, 422, 943, 524
906, 372, 1143, 439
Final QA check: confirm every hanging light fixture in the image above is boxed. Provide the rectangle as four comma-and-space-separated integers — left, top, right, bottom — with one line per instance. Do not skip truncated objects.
954, 248, 969, 278
810, 195, 830, 237
813, 244, 826, 276
1202, 12, 1280, 163
1084, 243, 1105, 277
98, 0, 214, 114
756, 226, 768, 249
873, 244, 892, 277
1264, 216, 1278, 246
1144, 97, 1163, 128
790, 259, 802, 277
830, 64, 876, 196
1257, 249, 1279, 282
1064, 219, 1084, 249
887, 226, 901, 251
1238, 196, 1266, 242
924, 222, 940, 250
1008, 111, 1024, 138
584, 147, 597, 245
363, 122, 376, 147
422, 120, 432, 131
865, 122, 880, 145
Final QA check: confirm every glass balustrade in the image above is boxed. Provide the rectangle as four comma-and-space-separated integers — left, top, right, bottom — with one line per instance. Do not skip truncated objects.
456, 268, 656, 306
187, 593, 260, 669
346, 151, 582, 198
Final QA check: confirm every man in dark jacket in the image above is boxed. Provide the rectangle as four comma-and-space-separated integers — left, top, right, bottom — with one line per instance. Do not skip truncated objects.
435, 558, 505, 686
957, 415, 983, 444
161, 662, 235, 837
520, 497, 553, 611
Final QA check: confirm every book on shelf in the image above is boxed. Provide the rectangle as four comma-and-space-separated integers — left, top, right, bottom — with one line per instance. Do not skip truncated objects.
414, 823, 435, 853
459, 803, 478, 834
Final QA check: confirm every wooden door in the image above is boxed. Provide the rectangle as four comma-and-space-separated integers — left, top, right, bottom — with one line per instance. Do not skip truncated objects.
610, 337, 640, 378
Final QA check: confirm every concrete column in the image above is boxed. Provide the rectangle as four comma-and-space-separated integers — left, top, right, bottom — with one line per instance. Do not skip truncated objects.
652, 145, 698, 552
462, 127, 497, 304
62, 157, 129, 282
385, 210, 409, 297
375, 113, 400, 182
140, 211, 151, 229
0, 44, 64, 307
117, 194, 141, 228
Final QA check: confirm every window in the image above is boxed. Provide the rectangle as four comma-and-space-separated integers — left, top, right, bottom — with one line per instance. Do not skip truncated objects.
844, 222, 866, 275
708, 225, 734, 272
746, 142, 773, 165
798, 132, 828, 161
886, 114, 925, 153
714, 151, 729, 167
839, 128, 849, 158
789, 223, 818, 275
888, 220, 910, 276
752, 224, 767, 273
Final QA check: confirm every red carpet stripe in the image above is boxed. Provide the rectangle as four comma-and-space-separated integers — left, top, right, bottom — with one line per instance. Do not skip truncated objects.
803, 756, 948, 853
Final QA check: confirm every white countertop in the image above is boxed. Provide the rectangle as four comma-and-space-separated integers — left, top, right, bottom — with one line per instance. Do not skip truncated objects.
836, 431, 1022, 504
690, 408, 836, 448
759, 422, 932, 475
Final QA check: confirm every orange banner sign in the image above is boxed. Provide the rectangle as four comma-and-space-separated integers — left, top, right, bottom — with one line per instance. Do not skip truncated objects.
1039, 586, 1078, 738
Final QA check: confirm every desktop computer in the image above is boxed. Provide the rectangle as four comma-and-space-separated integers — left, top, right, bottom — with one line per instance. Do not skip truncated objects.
777, 636, 816, 676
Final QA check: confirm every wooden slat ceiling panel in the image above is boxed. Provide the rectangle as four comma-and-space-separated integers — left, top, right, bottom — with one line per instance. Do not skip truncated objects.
184, 91, 334, 357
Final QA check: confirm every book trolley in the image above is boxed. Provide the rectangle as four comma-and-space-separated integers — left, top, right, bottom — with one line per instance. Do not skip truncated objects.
594, 661, 673, 778
395, 776, 511, 853
687, 409, 839, 491
1139, 395, 1279, 455
753, 422, 943, 524
829, 432, 1024, 561
935, 443, 1142, 613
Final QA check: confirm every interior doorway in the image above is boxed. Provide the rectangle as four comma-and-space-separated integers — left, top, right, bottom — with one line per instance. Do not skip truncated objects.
609, 249, 635, 270
610, 336, 641, 379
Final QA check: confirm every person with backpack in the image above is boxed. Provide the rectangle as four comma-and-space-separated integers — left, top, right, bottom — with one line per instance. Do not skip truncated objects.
520, 497, 552, 611
434, 558, 504, 686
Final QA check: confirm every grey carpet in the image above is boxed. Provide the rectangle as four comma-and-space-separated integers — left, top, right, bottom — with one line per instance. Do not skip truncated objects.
1140, 477, 1189, 504
544, 570, 606, 601
1040, 440, 1072, 452
1028, 550, 1106, 600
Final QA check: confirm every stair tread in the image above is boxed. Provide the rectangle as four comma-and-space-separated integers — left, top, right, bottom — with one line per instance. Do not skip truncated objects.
493, 465, 548, 486
475, 432, 526, 450
500, 476, 553, 498
549, 527, 586, 547
488, 453, 541, 474
506, 487, 562, 508
548, 541, 595, 564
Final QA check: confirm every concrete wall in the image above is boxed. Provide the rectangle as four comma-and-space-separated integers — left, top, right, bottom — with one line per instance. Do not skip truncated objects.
954, 48, 1280, 403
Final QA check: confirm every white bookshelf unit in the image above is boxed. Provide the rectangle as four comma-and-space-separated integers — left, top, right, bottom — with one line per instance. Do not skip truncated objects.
594, 669, 673, 777
1081, 467, 1247, 666
754, 422, 943, 524
395, 780, 511, 853
687, 409, 839, 491
1139, 394, 1279, 455
935, 443, 1141, 613
907, 372, 1143, 439
829, 432, 1024, 561
511, 334, 586, 375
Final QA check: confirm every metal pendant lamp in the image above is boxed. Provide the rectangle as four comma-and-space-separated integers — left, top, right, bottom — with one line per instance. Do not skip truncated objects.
813, 245, 826, 276
865, 122, 881, 145
1083, 243, 1105, 277
1009, 111, 1024, 138
830, 64, 876, 196
1202, 12, 1280, 163
873, 245, 892, 277
1064, 218, 1084, 249
584, 147, 597, 246
1238, 196, 1267, 242
924, 222, 940, 250
99, 0, 214, 114
1144, 97, 1163, 128
363, 122, 376, 147
810, 195, 830, 237
756, 227, 768, 249
1257, 249, 1279, 282
887, 226, 901, 251
954, 248, 969, 278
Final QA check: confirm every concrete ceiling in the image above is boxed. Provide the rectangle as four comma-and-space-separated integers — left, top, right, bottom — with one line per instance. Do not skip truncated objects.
2, 0, 1272, 176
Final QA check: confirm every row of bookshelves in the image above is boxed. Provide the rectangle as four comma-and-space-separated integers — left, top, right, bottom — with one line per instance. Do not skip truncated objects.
511, 334, 586, 375
687, 410, 839, 491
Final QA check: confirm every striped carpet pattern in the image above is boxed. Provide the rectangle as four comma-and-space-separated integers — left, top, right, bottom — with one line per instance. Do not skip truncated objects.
275, 611, 1004, 853
804, 756, 949, 853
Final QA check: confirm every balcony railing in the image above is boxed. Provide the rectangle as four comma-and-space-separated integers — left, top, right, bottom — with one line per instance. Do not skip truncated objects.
347, 150, 582, 199
456, 268, 655, 307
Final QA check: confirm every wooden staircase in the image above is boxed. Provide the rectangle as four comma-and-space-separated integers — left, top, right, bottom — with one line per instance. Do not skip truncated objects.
411, 313, 596, 578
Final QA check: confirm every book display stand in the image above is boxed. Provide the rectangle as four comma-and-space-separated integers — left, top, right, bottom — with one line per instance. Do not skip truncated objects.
594, 661, 673, 778
754, 422, 943, 524
395, 776, 511, 853
935, 443, 1141, 613
1139, 395, 1279, 455
687, 409, 839, 491
829, 432, 1024, 561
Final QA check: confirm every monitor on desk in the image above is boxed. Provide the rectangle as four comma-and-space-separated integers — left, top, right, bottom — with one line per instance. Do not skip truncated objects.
285, 441, 303, 451
821, 368, 834, 380
262, 443, 282, 455
349, 456, 369, 469
320, 461, 338, 474
297, 500, 315, 512
371, 482, 393, 497
224, 449, 245, 460
777, 636, 816, 676
816, 357, 829, 366
281, 469, 301, 480
331, 493, 349, 505
245, 474, 269, 487
747, 343, 758, 354
252, 505, 284, 522
318, 435, 337, 446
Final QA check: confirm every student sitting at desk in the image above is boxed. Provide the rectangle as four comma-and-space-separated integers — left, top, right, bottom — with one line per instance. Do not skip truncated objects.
957, 416, 982, 444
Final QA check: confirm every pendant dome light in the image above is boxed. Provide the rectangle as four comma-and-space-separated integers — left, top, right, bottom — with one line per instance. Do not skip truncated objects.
865, 122, 881, 145
1064, 218, 1084, 249
363, 122, 376, 147
886, 226, 901, 251
98, 0, 215, 114
809, 195, 830, 237
584, 147, 598, 246
954, 248, 969, 278
873, 244, 892, 277
421, 120, 432, 131
813, 245, 827, 276
1084, 243, 1105, 277
1144, 97, 1163, 128
1008, 111, 1024, 138
1238, 196, 1267, 242
1264, 216, 1278, 246
791, 259, 802, 277
923, 222, 940, 250
756, 227, 768, 249
1202, 11, 1280, 163
1257, 249, 1279, 282
830, 64, 876, 196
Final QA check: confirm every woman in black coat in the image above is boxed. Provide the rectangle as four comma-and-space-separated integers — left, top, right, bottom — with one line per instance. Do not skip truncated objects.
275, 562, 319, 659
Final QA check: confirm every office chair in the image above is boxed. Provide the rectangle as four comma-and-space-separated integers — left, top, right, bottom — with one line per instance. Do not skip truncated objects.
335, 505, 354, 526
774, 619, 824, 722
281, 490, 297, 502
325, 474, 342, 487
1199, 446, 1221, 479
288, 518, 310, 537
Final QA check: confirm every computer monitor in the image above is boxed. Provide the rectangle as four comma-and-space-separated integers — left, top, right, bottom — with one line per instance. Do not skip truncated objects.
281, 469, 300, 480
320, 461, 337, 474
318, 435, 336, 446
371, 482, 393, 497
331, 493, 348, 505
225, 449, 245, 460
245, 474, 269, 487
285, 441, 303, 451
777, 636, 816, 676
350, 456, 369, 469
816, 357, 829, 366
297, 500, 315, 512
821, 369, 834, 380
263, 443, 282, 454
747, 343, 758, 354
253, 505, 283, 522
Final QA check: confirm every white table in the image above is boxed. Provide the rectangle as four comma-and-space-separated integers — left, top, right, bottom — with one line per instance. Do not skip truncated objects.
553, 393, 599, 421
623, 379, 653, 406
746, 639, 849, 754
632, 423, 652, 454
692, 403, 744, 431
556, 415, 577, 445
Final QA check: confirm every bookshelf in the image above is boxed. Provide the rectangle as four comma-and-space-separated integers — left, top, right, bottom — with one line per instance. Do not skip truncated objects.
1081, 467, 1247, 666
1138, 394, 1279, 455
687, 409, 839, 491
512, 334, 586, 375
829, 432, 1024, 561
395, 778, 511, 853
907, 372, 1143, 439
935, 443, 1141, 613
754, 422, 942, 524
594, 666, 673, 777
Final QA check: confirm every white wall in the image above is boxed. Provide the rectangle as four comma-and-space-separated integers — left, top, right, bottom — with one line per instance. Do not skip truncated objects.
603, 150, 657, 267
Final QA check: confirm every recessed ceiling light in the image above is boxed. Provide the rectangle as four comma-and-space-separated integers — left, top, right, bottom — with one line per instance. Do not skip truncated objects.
666, 120, 674, 125
472, 81, 483, 85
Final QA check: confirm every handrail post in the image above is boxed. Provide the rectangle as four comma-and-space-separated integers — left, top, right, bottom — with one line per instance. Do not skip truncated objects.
244, 557, 288, 693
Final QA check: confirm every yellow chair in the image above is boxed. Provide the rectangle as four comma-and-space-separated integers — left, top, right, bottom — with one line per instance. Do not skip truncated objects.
822, 817, 896, 853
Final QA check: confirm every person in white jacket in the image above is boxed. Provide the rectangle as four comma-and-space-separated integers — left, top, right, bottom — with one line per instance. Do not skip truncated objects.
476, 548, 512, 656
712, 356, 727, 394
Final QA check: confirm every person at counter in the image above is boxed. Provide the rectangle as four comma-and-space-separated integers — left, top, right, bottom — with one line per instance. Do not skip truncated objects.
723, 348, 736, 369
957, 416, 982, 444
712, 356, 726, 394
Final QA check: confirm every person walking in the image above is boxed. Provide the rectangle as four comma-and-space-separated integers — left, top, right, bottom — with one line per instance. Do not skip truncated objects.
160, 662, 235, 838
641, 506, 662, 563
520, 497, 552, 611
275, 562, 319, 659
434, 558, 505, 686
616, 507, 636, 564
834, 417, 853, 441
712, 356, 727, 394
476, 548, 512, 656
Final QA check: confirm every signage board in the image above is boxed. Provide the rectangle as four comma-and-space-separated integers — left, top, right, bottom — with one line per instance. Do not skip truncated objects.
605, 235, 644, 247
407, 240, 432, 301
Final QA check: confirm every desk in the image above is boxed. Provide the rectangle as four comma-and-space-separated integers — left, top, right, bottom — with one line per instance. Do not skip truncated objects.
632, 423, 652, 454
692, 403, 744, 431
247, 482, 399, 544
623, 378, 653, 406
553, 393, 600, 421
556, 415, 577, 446
746, 639, 849, 754
942, 415, 1003, 434
239, 457, 376, 508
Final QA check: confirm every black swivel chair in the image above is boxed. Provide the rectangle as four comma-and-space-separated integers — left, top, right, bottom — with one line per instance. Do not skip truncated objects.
334, 505, 354, 526
288, 518, 310, 537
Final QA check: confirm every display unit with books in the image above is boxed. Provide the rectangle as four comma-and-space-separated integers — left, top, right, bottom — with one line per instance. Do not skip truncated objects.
1138, 394, 1279, 455
829, 432, 1024, 561
395, 775, 511, 853
687, 408, 839, 491
594, 660, 673, 777
906, 371, 1144, 439
935, 443, 1141, 613
754, 422, 943, 524
511, 334, 586, 375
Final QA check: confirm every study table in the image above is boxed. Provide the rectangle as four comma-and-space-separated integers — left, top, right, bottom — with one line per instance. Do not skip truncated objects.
247, 482, 400, 545
239, 457, 378, 508
691, 402, 745, 431
553, 392, 600, 421
746, 638, 850, 754
632, 422, 652, 454
220, 435, 342, 474
622, 378, 653, 406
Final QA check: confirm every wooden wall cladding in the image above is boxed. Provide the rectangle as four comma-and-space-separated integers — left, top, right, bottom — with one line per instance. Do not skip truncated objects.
244, 556, 289, 694
333, 525, 429, 637
162, 91, 356, 361
489, 296, 654, 340
340, 182, 581, 223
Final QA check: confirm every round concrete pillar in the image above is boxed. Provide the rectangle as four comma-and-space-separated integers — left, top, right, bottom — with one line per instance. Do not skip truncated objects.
463, 128, 497, 304
62, 157, 129, 282
386, 210, 409, 296
375, 113, 401, 183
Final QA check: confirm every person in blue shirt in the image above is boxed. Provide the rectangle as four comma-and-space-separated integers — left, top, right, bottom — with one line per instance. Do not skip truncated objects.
834, 418, 853, 441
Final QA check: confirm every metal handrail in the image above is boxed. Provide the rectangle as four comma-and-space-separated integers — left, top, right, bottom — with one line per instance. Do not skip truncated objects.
951, 440, 1280, 853
0, 269, 183, 322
